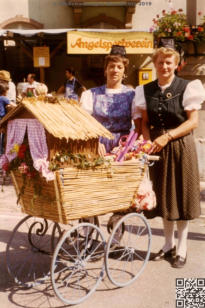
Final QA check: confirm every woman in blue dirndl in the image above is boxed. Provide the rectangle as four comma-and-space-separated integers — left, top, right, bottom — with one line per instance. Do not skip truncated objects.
80, 45, 140, 228
80, 45, 140, 154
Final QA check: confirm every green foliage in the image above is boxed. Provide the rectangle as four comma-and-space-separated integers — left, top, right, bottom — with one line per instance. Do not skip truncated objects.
151, 9, 205, 43
49, 151, 110, 171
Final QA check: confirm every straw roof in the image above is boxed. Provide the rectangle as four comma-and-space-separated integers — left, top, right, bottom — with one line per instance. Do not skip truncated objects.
0, 96, 113, 141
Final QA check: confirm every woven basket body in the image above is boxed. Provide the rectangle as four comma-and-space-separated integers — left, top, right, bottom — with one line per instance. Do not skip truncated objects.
11, 160, 145, 224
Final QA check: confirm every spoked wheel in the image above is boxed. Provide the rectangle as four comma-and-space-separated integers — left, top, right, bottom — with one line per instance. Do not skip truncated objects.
77, 216, 100, 252
105, 212, 151, 287
51, 223, 106, 305
6, 215, 57, 287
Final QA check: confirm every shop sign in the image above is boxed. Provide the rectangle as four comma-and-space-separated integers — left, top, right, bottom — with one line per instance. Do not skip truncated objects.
67, 31, 153, 54
33, 46, 50, 67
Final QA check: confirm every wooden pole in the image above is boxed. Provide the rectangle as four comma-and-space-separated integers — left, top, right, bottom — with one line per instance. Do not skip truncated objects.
39, 67, 45, 83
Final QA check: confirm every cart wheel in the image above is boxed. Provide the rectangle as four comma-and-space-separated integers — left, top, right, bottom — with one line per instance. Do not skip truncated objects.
6, 215, 56, 287
105, 212, 151, 287
51, 223, 62, 253
77, 216, 100, 248
51, 222, 106, 305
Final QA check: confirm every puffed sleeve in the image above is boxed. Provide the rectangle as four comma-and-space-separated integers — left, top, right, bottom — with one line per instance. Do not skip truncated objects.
80, 89, 94, 114
132, 85, 146, 119
183, 79, 205, 110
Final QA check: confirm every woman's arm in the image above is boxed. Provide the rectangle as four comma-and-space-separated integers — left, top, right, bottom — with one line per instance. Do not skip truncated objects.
56, 85, 65, 95
133, 118, 142, 136
151, 110, 198, 153
167, 110, 198, 140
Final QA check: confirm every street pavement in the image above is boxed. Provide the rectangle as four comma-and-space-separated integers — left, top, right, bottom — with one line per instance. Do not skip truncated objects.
0, 182, 205, 308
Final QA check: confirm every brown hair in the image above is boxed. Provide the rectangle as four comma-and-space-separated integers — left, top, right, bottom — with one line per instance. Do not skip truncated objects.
104, 54, 129, 73
152, 47, 180, 65
27, 73, 36, 80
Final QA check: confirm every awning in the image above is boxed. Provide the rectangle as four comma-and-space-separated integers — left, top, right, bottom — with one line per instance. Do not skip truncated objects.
0, 28, 151, 36
0, 28, 153, 55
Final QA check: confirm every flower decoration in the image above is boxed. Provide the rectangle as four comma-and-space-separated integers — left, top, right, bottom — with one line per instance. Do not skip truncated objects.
12, 144, 20, 153
110, 137, 153, 162
17, 144, 27, 159
151, 9, 205, 43
6, 141, 38, 180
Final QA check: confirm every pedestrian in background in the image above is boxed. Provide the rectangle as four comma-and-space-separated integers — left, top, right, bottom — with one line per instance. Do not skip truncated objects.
57, 67, 86, 101
134, 47, 205, 268
0, 82, 16, 155
0, 70, 16, 104
22, 73, 41, 97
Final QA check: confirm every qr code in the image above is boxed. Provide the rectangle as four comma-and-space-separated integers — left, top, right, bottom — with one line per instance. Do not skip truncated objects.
176, 278, 205, 308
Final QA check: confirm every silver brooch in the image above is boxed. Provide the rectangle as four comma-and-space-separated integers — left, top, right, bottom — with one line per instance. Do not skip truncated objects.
166, 92, 172, 99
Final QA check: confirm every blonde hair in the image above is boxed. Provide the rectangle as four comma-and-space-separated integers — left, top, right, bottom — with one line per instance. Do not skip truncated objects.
152, 47, 180, 65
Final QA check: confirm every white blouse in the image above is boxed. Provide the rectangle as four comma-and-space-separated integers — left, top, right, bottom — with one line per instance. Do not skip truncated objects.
133, 79, 205, 119
80, 86, 136, 119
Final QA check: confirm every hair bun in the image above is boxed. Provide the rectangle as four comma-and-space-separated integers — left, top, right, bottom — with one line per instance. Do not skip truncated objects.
110, 45, 126, 56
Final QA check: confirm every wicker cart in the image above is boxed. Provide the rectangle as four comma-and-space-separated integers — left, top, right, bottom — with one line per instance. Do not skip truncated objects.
1, 97, 152, 305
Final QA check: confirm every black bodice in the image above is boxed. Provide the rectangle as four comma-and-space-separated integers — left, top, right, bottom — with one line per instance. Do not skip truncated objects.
144, 76, 190, 129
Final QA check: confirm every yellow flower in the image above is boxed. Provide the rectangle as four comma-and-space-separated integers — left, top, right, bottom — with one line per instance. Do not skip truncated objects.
13, 144, 20, 153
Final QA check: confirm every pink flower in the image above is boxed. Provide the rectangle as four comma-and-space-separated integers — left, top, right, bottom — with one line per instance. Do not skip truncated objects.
18, 162, 29, 174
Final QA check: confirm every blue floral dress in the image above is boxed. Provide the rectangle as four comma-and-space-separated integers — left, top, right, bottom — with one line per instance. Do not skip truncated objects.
90, 85, 135, 153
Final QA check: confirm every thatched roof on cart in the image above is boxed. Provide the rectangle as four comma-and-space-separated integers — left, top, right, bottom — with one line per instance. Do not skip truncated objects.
0, 96, 113, 141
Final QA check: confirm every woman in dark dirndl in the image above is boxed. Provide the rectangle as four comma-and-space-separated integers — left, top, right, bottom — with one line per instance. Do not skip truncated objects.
134, 47, 205, 268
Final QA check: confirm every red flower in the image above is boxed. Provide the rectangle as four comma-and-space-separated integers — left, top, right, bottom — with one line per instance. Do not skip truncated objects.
176, 31, 182, 36
183, 26, 190, 33
2, 163, 9, 172
18, 150, 25, 159
19, 144, 27, 153
27, 171, 36, 179
171, 10, 177, 15
162, 10, 166, 15
198, 11, 202, 16
178, 8, 183, 12
156, 14, 159, 18
198, 26, 204, 32
17, 144, 27, 159
187, 34, 194, 40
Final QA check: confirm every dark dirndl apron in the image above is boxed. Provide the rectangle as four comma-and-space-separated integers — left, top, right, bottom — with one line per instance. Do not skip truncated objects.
144, 128, 201, 221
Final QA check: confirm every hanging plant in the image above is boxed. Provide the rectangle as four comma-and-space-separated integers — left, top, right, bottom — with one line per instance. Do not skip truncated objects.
150, 9, 205, 43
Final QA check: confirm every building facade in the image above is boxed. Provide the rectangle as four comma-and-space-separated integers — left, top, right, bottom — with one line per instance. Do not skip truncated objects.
0, 0, 189, 90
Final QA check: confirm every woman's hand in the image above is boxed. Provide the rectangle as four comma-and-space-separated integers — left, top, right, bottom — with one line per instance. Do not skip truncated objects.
150, 134, 170, 153
98, 142, 106, 157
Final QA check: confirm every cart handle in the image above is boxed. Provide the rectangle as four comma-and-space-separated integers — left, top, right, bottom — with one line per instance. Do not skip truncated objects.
140, 154, 160, 166
144, 154, 160, 161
